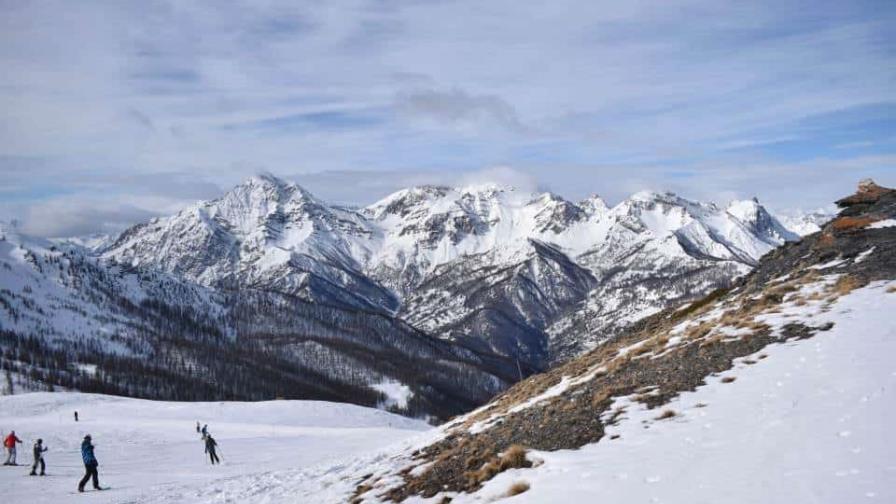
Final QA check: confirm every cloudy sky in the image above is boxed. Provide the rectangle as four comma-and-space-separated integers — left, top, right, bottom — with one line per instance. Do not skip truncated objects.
1, 0, 894, 236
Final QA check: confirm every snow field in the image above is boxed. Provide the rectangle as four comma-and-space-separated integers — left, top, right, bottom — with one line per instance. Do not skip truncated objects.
0, 393, 428, 504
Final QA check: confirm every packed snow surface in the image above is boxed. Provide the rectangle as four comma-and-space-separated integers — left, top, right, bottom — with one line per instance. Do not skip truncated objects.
0, 393, 427, 503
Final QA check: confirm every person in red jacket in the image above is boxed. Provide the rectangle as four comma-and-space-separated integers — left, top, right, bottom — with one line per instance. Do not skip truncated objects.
3, 431, 23, 465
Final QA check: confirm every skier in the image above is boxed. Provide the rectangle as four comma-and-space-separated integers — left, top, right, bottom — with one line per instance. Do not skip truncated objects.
29, 439, 47, 476
204, 434, 220, 465
77, 434, 102, 492
195, 421, 200, 434
74, 411, 79, 422
201, 424, 208, 439
3, 430, 22, 465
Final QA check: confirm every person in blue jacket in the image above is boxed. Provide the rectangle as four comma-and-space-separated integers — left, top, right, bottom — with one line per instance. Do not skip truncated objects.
77, 435, 103, 492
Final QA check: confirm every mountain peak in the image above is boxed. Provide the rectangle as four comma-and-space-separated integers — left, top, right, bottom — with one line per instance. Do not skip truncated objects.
456, 182, 516, 196
726, 197, 762, 215
241, 172, 304, 193
579, 194, 609, 216
628, 189, 680, 204
246, 172, 291, 188
223, 173, 315, 208
727, 197, 798, 243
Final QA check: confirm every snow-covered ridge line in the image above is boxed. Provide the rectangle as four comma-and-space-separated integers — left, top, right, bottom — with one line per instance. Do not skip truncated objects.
100, 174, 804, 288
91, 174, 808, 367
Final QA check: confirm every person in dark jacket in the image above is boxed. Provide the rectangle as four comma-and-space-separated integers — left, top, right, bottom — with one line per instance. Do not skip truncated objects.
204, 434, 220, 465
29, 439, 47, 476
77, 435, 102, 492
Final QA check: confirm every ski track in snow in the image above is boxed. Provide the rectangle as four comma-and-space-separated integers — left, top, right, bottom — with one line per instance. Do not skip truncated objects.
0, 394, 428, 504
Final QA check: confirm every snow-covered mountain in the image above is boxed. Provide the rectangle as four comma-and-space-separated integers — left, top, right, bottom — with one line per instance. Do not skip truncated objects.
777, 207, 837, 236
102, 174, 393, 312
102, 175, 804, 366
10, 175, 798, 367
0, 218, 522, 420
1, 175, 816, 417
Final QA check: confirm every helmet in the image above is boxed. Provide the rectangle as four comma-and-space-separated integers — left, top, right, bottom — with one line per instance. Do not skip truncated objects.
37, 439, 42, 443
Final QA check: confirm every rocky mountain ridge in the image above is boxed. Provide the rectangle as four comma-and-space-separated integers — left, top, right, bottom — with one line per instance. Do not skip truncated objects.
100, 174, 804, 367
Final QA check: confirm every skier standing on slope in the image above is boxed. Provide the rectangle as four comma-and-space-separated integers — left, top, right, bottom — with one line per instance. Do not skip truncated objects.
29, 439, 47, 476
204, 434, 220, 465
201, 424, 208, 439
77, 435, 102, 492
196, 421, 201, 434
3, 431, 22, 465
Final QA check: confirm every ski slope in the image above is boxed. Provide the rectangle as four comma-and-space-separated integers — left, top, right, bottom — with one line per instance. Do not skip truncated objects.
0, 393, 428, 503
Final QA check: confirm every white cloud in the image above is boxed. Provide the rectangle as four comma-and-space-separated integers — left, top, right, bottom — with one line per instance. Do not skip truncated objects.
0, 0, 893, 235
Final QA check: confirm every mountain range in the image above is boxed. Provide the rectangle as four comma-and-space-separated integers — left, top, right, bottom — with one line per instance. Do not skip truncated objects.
0, 174, 821, 418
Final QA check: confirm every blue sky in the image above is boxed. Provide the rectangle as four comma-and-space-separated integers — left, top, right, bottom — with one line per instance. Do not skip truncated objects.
0, 0, 894, 236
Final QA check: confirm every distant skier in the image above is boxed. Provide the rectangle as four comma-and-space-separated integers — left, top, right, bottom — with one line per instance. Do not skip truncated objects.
3, 431, 22, 465
77, 435, 102, 492
29, 439, 47, 476
204, 434, 220, 465
74, 411, 79, 422
196, 421, 201, 434
201, 424, 208, 439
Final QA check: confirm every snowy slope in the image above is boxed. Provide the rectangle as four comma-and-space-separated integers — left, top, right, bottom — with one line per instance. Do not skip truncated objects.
0, 392, 427, 504
462, 280, 896, 503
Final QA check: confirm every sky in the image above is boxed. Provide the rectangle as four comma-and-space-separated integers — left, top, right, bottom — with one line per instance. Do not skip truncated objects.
1, 0, 894, 237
